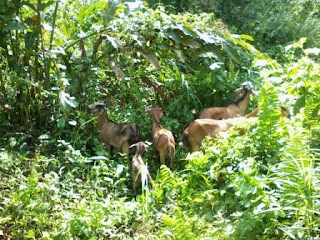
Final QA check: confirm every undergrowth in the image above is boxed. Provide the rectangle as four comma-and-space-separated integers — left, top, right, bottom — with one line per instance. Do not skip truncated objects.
0, 36, 319, 240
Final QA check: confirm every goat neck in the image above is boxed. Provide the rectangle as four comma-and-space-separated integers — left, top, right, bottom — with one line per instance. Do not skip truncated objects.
133, 147, 145, 163
233, 89, 252, 115
97, 110, 108, 131
151, 112, 163, 133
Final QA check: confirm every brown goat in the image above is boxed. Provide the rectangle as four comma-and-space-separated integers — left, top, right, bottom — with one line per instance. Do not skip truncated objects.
129, 142, 152, 194
148, 107, 175, 168
88, 102, 140, 157
182, 106, 290, 152
199, 82, 256, 119
181, 117, 252, 152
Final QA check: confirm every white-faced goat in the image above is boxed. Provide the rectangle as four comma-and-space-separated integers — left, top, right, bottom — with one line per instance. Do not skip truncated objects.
129, 142, 152, 194
199, 82, 256, 119
148, 107, 175, 168
88, 102, 140, 157
182, 105, 290, 152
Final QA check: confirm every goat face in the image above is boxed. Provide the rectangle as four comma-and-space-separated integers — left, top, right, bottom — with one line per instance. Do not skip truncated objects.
235, 82, 257, 96
129, 141, 148, 154
150, 107, 163, 120
88, 102, 105, 115
241, 81, 254, 90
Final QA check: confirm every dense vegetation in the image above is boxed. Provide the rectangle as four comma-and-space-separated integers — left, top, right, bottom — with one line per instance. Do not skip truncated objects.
0, 0, 319, 239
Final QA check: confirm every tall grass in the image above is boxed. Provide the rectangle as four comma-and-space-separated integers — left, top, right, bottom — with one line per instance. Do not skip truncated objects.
268, 121, 320, 238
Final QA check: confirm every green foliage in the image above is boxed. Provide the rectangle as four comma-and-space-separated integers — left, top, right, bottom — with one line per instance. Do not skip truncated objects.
0, 1, 320, 239
0, 1, 262, 148
135, 42, 319, 239
149, 0, 320, 57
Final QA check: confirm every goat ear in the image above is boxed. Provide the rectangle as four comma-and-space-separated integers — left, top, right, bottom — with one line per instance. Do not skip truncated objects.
234, 87, 243, 94
251, 89, 258, 96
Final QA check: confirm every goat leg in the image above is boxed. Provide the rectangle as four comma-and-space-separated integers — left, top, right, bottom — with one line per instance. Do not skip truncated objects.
168, 145, 175, 169
169, 154, 174, 169
109, 145, 114, 158
121, 142, 131, 163
133, 182, 138, 195
159, 152, 166, 166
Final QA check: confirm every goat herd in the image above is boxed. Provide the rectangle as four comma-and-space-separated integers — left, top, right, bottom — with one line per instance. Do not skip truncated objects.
88, 82, 287, 193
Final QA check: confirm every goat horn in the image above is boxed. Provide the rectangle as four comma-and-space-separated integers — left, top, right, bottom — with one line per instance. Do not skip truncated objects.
129, 143, 137, 148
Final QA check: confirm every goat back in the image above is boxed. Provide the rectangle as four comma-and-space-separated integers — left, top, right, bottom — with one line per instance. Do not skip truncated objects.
121, 123, 140, 145
153, 129, 175, 146
199, 107, 225, 119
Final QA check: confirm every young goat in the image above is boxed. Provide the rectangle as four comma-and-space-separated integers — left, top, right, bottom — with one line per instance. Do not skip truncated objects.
182, 106, 290, 152
129, 142, 152, 194
199, 82, 256, 119
148, 107, 175, 168
88, 102, 140, 157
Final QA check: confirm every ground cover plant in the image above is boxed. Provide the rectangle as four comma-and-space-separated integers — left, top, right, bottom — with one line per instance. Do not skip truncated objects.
0, 1, 319, 239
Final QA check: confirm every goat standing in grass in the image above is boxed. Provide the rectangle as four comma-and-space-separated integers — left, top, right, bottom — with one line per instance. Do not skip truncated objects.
88, 102, 140, 157
129, 142, 152, 194
199, 82, 256, 119
148, 107, 175, 168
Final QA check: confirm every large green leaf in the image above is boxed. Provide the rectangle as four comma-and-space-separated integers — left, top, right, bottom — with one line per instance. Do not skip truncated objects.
294, 95, 306, 114
222, 43, 240, 64
59, 91, 78, 111
180, 37, 201, 49
131, 33, 146, 48
174, 49, 186, 62
197, 31, 224, 45
61, 20, 71, 38
4, 22, 27, 31
312, 104, 320, 118
103, 35, 122, 49
172, 25, 196, 37
78, 1, 106, 25
139, 49, 160, 70
38, 1, 55, 11
167, 31, 181, 44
